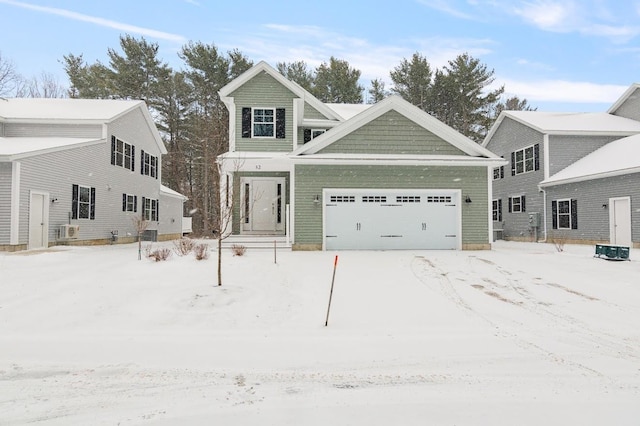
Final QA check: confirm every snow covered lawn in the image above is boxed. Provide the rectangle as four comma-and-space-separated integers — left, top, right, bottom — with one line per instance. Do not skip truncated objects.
1, 240, 639, 425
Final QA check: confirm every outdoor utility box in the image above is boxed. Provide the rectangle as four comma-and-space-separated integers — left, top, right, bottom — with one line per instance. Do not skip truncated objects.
528, 212, 540, 229
595, 244, 630, 261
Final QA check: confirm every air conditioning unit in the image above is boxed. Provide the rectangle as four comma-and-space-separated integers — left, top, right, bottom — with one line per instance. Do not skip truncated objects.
61, 224, 80, 239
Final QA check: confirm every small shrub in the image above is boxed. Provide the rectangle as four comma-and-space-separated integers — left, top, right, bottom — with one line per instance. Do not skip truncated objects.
148, 247, 172, 262
173, 237, 196, 256
231, 244, 246, 256
194, 243, 209, 260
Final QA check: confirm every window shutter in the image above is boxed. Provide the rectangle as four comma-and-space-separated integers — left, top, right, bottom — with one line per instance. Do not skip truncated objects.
500, 166, 504, 179
142, 197, 146, 219
498, 199, 502, 222
241, 107, 252, 138
131, 146, 135, 172
140, 150, 145, 175
122, 194, 127, 211
72, 184, 79, 219
508, 197, 512, 213
134, 195, 137, 213
534, 144, 540, 171
521, 196, 526, 212
552, 200, 558, 229
157, 201, 160, 222
304, 129, 311, 143
571, 199, 578, 229
111, 136, 116, 165
510, 152, 516, 176
90, 187, 96, 220
276, 108, 286, 139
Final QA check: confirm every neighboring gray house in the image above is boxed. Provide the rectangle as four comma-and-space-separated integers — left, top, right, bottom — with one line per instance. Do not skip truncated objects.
218, 61, 505, 250
483, 84, 640, 248
0, 98, 186, 252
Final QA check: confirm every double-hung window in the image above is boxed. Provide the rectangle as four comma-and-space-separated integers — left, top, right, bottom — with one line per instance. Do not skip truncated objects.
253, 108, 275, 137
122, 194, 137, 212
552, 199, 578, 229
140, 150, 158, 179
511, 144, 539, 175
508, 195, 526, 213
111, 136, 135, 171
72, 184, 96, 220
492, 199, 503, 221
142, 197, 159, 221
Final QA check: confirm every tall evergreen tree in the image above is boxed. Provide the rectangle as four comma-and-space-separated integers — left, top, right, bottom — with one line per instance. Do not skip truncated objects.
493, 95, 537, 117
390, 52, 433, 109
277, 60, 314, 92
313, 57, 363, 103
367, 78, 388, 104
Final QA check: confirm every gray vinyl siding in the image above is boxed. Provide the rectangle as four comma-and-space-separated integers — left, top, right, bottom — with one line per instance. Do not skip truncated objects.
231, 171, 290, 234
159, 192, 185, 236
0, 162, 11, 244
612, 87, 640, 121
3, 123, 102, 138
547, 135, 619, 176
317, 111, 466, 156
294, 164, 489, 246
545, 174, 640, 244
486, 117, 545, 239
231, 73, 296, 152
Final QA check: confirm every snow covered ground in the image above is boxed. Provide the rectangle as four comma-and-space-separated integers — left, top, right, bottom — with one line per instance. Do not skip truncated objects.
1, 240, 639, 425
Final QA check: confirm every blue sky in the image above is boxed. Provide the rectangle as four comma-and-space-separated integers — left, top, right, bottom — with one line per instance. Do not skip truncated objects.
1, 0, 639, 111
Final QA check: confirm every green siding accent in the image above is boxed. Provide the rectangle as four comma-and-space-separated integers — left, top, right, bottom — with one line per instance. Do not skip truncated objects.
317, 111, 466, 156
294, 164, 488, 246
231, 73, 296, 152
232, 172, 290, 234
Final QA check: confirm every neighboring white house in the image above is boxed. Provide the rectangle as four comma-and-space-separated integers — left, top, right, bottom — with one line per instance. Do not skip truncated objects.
0, 98, 186, 251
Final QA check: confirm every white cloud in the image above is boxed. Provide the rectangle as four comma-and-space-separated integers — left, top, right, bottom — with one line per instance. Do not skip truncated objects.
511, 0, 578, 32
0, 0, 186, 42
497, 78, 628, 104
416, 0, 477, 20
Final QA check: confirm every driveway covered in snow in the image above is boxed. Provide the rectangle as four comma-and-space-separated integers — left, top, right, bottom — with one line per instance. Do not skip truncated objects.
1, 241, 639, 425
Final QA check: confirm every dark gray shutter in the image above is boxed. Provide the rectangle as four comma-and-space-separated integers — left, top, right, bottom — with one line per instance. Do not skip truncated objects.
521, 196, 526, 212
140, 150, 145, 175
534, 144, 540, 171
122, 194, 127, 211
304, 129, 312, 143
131, 146, 135, 172
276, 108, 285, 139
511, 152, 515, 176
508, 197, 512, 213
500, 166, 504, 179
90, 187, 96, 220
571, 199, 578, 229
242, 107, 252, 138
111, 136, 116, 165
156, 200, 160, 221
498, 199, 502, 221
141, 197, 146, 219
72, 184, 79, 219
552, 201, 558, 229
134, 195, 137, 213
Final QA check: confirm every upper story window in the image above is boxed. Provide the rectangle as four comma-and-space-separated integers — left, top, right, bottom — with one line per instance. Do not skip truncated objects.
303, 128, 326, 143
72, 184, 95, 220
111, 136, 135, 171
511, 143, 539, 176
140, 150, 158, 179
241, 107, 285, 139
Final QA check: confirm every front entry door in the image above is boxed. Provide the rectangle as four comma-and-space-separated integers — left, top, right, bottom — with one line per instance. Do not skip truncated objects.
242, 178, 285, 234
610, 197, 631, 247
28, 191, 49, 250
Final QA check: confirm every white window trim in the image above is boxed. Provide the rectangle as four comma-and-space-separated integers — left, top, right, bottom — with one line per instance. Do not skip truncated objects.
510, 195, 525, 213
114, 136, 134, 170
556, 198, 572, 229
252, 107, 276, 139
77, 184, 92, 219
514, 144, 535, 175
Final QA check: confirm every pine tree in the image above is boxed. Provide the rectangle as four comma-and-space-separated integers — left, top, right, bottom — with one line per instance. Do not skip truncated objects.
390, 52, 433, 110
277, 60, 314, 92
313, 57, 363, 103
367, 78, 388, 104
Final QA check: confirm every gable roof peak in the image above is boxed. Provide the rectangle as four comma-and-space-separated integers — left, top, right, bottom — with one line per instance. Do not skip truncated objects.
608, 82, 640, 114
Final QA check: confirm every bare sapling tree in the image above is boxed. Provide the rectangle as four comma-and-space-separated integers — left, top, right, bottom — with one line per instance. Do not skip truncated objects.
131, 216, 149, 260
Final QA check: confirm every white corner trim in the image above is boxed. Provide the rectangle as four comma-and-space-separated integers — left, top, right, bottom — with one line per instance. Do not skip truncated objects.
10, 162, 21, 245
543, 134, 550, 180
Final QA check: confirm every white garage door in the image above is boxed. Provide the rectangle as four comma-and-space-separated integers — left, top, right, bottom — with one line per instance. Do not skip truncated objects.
324, 189, 460, 250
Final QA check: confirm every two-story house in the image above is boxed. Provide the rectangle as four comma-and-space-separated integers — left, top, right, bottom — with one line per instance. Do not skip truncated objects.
483, 84, 640, 248
218, 61, 505, 250
0, 98, 186, 251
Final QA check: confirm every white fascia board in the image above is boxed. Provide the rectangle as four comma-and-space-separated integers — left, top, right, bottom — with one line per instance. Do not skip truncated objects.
290, 155, 506, 167
539, 166, 640, 188
217, 152, 292, 172
301, 118, 342, 128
